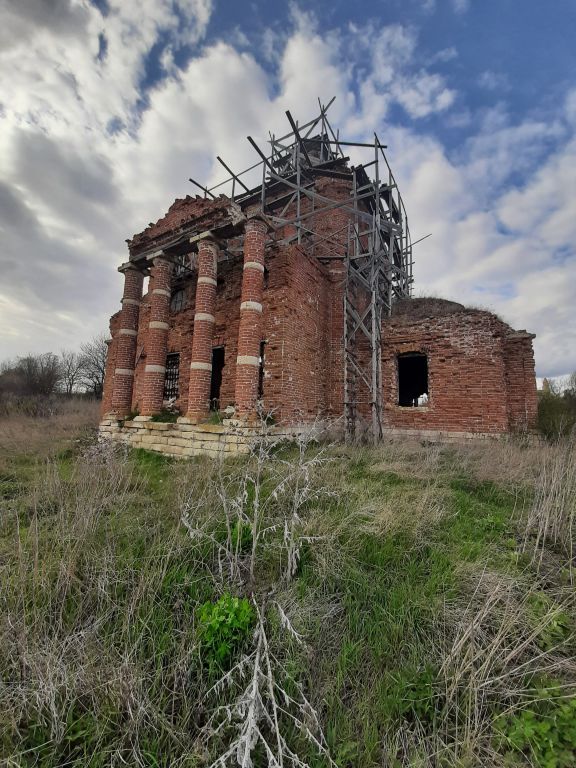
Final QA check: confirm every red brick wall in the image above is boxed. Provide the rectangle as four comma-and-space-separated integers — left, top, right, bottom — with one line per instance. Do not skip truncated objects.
279, 245, 331, 421
102, 179, 538, 436
101, 312, 120, 416
327, 261, 346, 417
503, 334, 538, 431
381, 309, 535, 434
105, 284, 538, 435
126, 248, 290, 417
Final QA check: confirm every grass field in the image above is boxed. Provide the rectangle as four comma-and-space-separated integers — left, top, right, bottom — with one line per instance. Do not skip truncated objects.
1, 403, 575, 767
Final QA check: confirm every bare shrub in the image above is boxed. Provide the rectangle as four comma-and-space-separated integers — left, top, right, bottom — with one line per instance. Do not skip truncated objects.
179, 422, 340, 765
180, 422, 335, 587
201, 599, 336, 768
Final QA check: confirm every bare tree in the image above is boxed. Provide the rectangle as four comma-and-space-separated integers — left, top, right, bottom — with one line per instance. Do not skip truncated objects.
59, 349, 83, 396
14, 353, 62, 396
0, 358, 21, 395
79, 334, 108, 398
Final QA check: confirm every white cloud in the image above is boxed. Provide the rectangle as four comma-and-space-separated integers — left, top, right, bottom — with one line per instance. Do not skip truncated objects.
0, 3, 574, 380
430, 46, 458, 64
478, 70, 510, 91
388, 95, 576, 376
451, 0, 470, 13
346, 23, 456, 121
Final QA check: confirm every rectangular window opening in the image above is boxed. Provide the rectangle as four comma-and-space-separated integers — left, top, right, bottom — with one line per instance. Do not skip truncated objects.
210, 347, 225, 410
163, 353, 180, 400
398, 352, 428, 407
170, 289, 185, 312
258, 341, 266, 399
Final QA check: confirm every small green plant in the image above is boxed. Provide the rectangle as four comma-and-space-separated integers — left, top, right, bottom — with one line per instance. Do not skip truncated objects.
383, 665, 439, 725
149, 410, 178, 423
125, 409, 140, 421
197, 594, 254, 671
528, 592, 572, 650
495, 683, 576, 767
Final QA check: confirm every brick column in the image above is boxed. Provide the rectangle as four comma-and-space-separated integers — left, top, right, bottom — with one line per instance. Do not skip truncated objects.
186, 237, 219, 420
235, 217, 267, 418
141, 255, 172, 416
110, 264, 144, 416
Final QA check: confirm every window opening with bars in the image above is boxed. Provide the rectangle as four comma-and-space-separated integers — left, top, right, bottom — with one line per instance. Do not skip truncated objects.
163, 353, 180, 400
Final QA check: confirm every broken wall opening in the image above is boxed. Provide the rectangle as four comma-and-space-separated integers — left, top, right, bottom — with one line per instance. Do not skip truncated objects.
397, 352, 428, 407
210, 346, 225, 410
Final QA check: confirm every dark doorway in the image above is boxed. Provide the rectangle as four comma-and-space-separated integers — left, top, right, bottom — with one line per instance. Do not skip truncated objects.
210, 347, 225, 410
398, 353, 428, 407
258, 341, 266, 399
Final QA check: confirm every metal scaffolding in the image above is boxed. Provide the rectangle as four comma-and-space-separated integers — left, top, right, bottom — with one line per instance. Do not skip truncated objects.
192, 98, 413, 441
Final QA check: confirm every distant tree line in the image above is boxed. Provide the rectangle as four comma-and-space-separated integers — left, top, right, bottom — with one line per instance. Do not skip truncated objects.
0, 335, 108, 401
538, 373, 576, 438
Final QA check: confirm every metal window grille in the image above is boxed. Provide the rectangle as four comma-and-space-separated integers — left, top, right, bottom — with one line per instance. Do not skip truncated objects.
173, 254, 193, 278
163, 353, 180, 400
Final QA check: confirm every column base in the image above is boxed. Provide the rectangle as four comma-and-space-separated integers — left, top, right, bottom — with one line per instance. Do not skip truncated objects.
178, 415, 199, 425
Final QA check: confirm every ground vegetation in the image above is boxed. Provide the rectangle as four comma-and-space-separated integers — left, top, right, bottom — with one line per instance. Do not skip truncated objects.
0, 404, 575, 766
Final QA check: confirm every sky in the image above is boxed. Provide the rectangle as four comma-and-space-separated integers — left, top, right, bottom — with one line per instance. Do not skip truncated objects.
1, 0, 575, 378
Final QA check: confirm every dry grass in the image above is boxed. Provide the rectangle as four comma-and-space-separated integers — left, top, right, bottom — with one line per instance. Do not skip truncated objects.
0, 398, 99, 462
0, 441, 205, 765
452, 435, 548, 490
2, 410, 576, 767
521, 436, 576, 582
433, 568, 576, 764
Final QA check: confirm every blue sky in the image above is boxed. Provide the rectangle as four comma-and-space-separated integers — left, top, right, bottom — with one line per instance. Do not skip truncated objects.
0, 0, 575, 378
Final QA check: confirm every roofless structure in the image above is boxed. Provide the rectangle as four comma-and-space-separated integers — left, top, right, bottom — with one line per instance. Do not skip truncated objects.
100, 100, 538, 456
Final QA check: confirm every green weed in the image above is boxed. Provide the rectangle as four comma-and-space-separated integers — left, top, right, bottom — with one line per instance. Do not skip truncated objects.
196, 593, 255, 672
149, 410, 178, 423
495, 685, 576, 767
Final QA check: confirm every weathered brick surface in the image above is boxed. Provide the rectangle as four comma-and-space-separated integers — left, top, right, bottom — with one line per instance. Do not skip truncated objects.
281, 245, 332, 421
381, 304, 538, 434
186, 237, 219, 419
107, 265, 143, 416
101, 336, 116, 416
502, 333, 538, 431
128, 195, 232, 255
101, 182, 538, 446
141, 256, 172, 416
235, 217, 268, 417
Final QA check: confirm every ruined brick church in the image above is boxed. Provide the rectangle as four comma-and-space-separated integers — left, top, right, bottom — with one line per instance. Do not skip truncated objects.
100, 103, 537, 456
